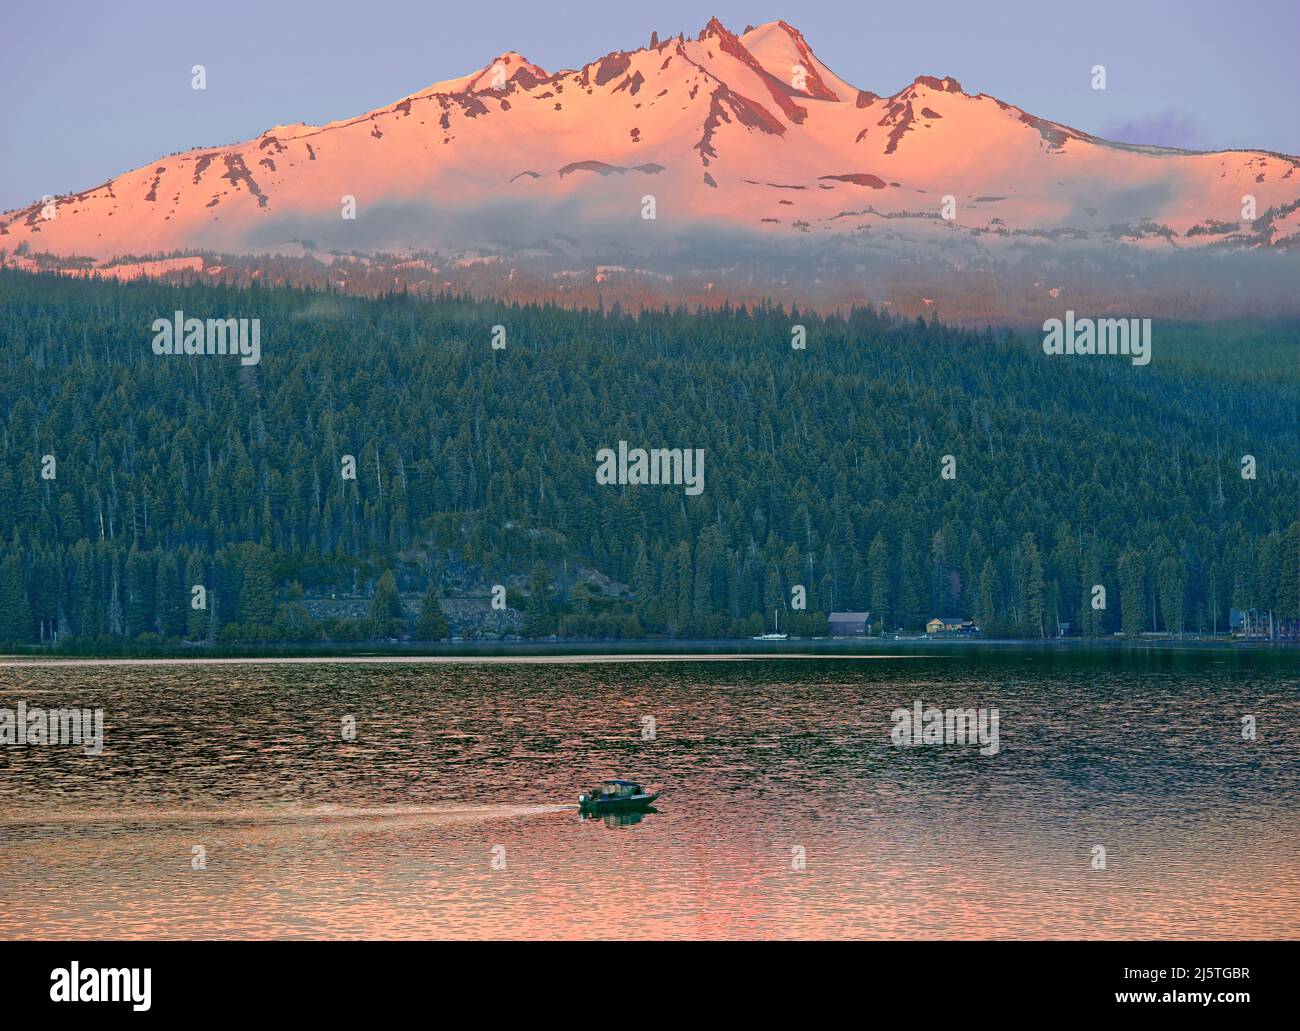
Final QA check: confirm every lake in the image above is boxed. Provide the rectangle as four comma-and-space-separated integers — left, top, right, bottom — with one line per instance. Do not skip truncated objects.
1, 647, 1296, 939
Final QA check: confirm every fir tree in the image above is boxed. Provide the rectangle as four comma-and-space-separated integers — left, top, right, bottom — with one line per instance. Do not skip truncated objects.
1119, 550, 1146, 637
0, 553, 31, 643
371, 570, 403, 621
523, 563, 554, 638
413, 580, 450, 640
240, 563, 276, 626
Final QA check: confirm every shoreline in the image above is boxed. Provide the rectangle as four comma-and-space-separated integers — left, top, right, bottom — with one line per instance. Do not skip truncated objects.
0, 636, 1294, 667
0, 653, 936, 669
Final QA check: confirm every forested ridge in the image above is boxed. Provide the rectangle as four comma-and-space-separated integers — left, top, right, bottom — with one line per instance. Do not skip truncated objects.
0, 269, 1295, 647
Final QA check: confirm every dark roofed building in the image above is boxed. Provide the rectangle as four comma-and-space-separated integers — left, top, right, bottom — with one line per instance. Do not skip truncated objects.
828, 611, 870, 636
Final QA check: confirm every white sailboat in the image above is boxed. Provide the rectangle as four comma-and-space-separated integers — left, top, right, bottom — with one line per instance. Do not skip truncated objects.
752, 608, 789, 641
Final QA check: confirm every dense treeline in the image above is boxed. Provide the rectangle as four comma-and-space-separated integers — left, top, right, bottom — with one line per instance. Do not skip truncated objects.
0, 269, 1295, 646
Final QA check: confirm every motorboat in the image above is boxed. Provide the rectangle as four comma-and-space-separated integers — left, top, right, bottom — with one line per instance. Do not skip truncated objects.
578, 779, 660, 812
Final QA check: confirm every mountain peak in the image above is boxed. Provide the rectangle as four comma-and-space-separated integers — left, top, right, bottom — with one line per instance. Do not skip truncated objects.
700, 15, 733, 40
418, 50, 548, 97
910, 74, 965, 95
737, 19, 855, 102
479, 51, 548, 88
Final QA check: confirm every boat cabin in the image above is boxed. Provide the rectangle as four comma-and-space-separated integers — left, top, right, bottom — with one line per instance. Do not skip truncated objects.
600, 779, 643, 798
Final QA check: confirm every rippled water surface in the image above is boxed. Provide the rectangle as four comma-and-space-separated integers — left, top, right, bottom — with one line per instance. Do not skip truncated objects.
1, 649, 1296, 939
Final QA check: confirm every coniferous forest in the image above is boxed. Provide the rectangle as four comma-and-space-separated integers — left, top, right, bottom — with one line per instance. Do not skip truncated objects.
0, 269, 1296, 648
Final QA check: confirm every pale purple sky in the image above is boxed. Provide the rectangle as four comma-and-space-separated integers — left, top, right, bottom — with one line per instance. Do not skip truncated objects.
3, 0, 1296, 210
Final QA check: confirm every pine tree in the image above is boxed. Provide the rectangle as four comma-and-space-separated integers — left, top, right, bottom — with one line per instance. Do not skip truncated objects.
125, 547, 154, 638
523, 563, 553, 638
371, 570, 402, 620
0, 552, 31, 643
1277, 522, 1300, 620
1051, 522, 1078, 631
691, 561, 712, 637
975, 557, 997, 636
413, 580, 450, 640
1019, 533, 1045, 638
155, 552, 184, 637
672, 543, 691, 634
370, 569, 403, 637
1157, 556, 1185, 635
240, 562, 275, 626
1118, 550, 1146, 637
868, 533, 890, 623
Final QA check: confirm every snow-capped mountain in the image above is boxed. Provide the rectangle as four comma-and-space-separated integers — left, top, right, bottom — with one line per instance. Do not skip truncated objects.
4, 17, 1298, 304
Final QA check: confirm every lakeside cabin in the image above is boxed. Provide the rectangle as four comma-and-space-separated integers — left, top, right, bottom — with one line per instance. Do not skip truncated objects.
927, 617, 978, 636
828, 612, 871, 636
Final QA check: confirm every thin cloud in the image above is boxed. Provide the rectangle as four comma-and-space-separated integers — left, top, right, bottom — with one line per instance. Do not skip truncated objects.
1101, 109, 1205, 151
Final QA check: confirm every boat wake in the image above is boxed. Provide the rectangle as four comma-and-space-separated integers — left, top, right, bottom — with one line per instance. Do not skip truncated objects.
0, 802, 577, 830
